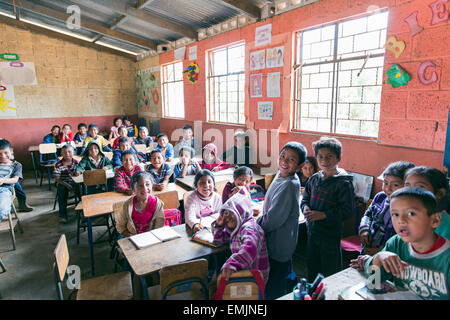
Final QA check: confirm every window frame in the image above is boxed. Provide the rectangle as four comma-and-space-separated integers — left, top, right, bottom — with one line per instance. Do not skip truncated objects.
161, 60, 185, 119
206, 41, 246, 126
292, 10, 389, 140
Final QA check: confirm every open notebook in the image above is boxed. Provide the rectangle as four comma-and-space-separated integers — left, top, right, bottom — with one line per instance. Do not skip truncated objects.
129, 226, 182, 250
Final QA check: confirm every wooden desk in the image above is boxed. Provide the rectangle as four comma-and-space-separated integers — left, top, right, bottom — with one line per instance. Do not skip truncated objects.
152, 182, 189, 201
70, 169, 115, 184
277, 267, 366, 300
118, 224, 225, 299
81, 192, 132, 275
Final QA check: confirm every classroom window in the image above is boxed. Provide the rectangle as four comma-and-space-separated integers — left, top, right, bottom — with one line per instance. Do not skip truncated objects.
162, 61, 185, 118
293, 11, 388, 138
207, 42, 245, 125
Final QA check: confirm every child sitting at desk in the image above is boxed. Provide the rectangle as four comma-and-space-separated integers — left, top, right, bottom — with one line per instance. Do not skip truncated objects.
211, 188, 269, 284
0, 139, 23, 222
73, 123, 88, 154
405, 166, 450, 240
222, 131, 252, 167
115, 150, 142, 195
185, 169, 222, 234
112, 126, 133, 150
59, 124, 74, 144
84, 124, 112, 152
53, 144, 80, 223
76, 141, 113, 193
115, 171, 165, 237
364, 187, 449, 300
123, 116, 138, 138
135, 126, 154, 147
222, 166, 253, 203
43, 125, 60, 144
145, 149, 171, 191
154, 133, 174, 162
109, 117, 123, 141
200, 143, 229, 172
173, 146, 200, 179
112, 137, 144, 168
257, 141, 306, 299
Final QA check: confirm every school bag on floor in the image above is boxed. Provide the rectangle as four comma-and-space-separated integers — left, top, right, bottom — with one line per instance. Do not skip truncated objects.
163, 208, 182, 227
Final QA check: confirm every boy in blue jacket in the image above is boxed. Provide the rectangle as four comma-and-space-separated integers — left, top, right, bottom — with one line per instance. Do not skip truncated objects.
301, 137, 355, 281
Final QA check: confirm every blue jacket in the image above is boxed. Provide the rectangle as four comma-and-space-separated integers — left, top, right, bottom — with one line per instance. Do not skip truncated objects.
43, 133, 59, 144
112, 147, 144, 168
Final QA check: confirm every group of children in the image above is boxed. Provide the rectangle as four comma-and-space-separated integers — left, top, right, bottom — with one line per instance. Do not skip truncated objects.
1, 118, 449, 299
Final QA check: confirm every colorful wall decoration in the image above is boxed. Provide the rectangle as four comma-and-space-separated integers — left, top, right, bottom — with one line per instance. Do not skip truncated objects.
0, 84, 16, 117
136, 66, 160, 117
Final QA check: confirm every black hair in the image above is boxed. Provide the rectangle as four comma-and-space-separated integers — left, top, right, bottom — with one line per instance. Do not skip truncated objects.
280, 141, 307, 165
405, 166, 447, 194
51, 125, 61, 132
62, 123, 71, 129
178, 146, 195, 158
0, 139, 12, 150
122, 116, 130, 122
233, 166, 254, 180
183, 125, 193, 131
118, 137, 130, 146
157, 133, 168, 140
149, 149, 163, 159
77, 123, 87, 130
390, 187, 438, 216
130, 171, 153, 189
88, 124, 98, 130
304, 156, 318, 173
193, 169, 216, 188
382, 161, 415, 180
312, 136, 342, 159
138, 126, 148, 133
113, 117, 122, 126
118, 126, 128, 134
61, 144, 74, 152
121, 149, 135, 161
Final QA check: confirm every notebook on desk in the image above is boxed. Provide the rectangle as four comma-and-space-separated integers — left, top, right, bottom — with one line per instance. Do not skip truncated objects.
129, 226, 182, 249
199, 213, 220, 230
192, 228, 222, 248
339, 281, 422, 300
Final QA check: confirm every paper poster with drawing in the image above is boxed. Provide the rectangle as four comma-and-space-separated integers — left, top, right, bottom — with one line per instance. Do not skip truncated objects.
0, 84, 16, 117
255, 24, 272, 47
250, 50, 265, 71
266, 46, 284, 68
250, 74, 263, 98
0, 62, 37, 85
258, 101, 273, 120
267, 72, 280, 98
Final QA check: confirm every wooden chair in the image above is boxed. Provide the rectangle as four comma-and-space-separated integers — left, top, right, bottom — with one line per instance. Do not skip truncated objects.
214, 270, 265, 300
39, 143, 57, 190
215, 180, 229, 197
133, 144, 147, 154
147, 259, 209, 300
264, 173, 276, 191
0, 190, 24, 250
83, 169, 108, 194
183, 190, 194, 205
156, 190, 180, 210
53, 234, 133, 300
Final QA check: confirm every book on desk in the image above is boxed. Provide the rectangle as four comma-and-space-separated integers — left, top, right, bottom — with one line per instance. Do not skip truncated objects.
338, 281, 422, 300
191, 213, 222, 248
129, 226, 182, 249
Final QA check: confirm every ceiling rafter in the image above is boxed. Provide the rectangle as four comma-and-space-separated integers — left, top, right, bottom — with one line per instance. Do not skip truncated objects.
220, 0, 261, 19
4, 0, 157, 50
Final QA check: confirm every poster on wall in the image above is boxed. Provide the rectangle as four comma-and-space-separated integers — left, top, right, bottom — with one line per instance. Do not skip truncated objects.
250, 74, 263, 98
188, 45, 197, 60
255, 24, 272, 47
258, 101, 273, 120
250, 50, 266, 70
0, 62, 37, 85
136, 67, 160, 117
266, 46, 284, 68
174, 46, 186, 60
267, 72, 280, 98
0, 84, 16, 117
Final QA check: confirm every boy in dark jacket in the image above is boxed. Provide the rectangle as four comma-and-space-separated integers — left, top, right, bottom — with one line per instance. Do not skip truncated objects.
301, 137, 355, 281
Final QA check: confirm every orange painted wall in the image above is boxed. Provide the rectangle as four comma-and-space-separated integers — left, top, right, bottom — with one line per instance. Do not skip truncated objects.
155, 0, 449, 195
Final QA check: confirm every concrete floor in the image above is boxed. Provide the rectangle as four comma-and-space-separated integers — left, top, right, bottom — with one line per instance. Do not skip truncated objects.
0, 170, 309, 300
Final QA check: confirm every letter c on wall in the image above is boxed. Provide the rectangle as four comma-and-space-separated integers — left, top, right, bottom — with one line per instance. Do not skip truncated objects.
418, 61, 438, 85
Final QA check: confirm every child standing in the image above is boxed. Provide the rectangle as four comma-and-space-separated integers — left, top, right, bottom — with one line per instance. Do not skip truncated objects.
154, 133, 174, 162
212, 188, 270, 284
59, 124, 74, 144
301, 137, 355, 282
0, 139, 23, 222
184, 170, 222, 233
53, 145, 80, 223
222, 166, 253, 203
145, 149, 171, 191
257, 141, 307, 299
404, 166, 450, 240
173, 146, 200, 179
109, 117, 123, 140
359, 161, 415, 255
115, 150, 142, 195
115, 171, 165, 237
200, 143, 229, 172
43, 125, 60, 144
364, 187, 449, 300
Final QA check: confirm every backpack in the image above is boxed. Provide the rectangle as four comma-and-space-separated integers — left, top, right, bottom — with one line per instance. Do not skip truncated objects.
249, 183, 265, 202
163, 208, 182, 227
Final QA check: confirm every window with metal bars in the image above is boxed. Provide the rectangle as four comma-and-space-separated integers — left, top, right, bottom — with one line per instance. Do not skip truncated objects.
207, 42, 245, 125
293, 10, 389, 138
162, 61, 185, 118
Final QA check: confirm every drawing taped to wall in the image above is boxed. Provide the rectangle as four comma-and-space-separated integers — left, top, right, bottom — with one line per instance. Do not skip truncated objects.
0, 62, 37, 85
0, 84, 16, 117
136, 66, 160, 117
